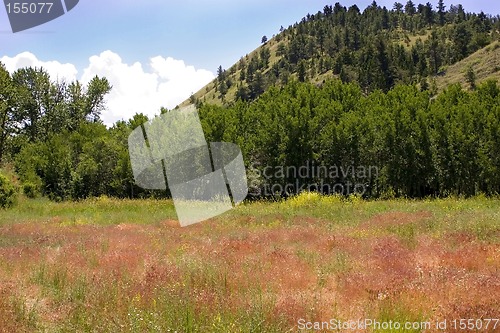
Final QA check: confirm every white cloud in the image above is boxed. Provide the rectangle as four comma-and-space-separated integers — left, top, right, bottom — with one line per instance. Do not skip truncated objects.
0, 51, 78, 82
81, 51, 214, 125
1, 50, 215, 125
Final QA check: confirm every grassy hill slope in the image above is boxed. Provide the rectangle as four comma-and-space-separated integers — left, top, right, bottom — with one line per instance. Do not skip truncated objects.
179, 2, 500, 107
435, 41, 500, 90
184, 38, 500, 108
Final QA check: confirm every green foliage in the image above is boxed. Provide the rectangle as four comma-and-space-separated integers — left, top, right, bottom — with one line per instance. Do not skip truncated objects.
465, 65, 476, 89
0, 65, 111, 158
259, 46, 271, 68
15, 121, 137, 201
0, 63, 17, 164
22, 182, 39, 199
0, 171, 16, 208
200, 79, 500, 198
297, 60, 307, 82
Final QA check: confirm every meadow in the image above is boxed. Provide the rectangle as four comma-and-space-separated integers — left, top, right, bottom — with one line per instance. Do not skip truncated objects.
0, 193, 498, 332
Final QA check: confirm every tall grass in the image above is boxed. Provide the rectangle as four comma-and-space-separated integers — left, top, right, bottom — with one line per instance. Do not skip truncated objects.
0, 193, 498, 331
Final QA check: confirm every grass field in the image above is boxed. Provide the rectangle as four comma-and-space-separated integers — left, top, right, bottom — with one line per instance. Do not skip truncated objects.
0, 194, 498, 332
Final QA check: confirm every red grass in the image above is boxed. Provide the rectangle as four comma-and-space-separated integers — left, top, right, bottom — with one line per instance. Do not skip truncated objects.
0, 211, 498, 331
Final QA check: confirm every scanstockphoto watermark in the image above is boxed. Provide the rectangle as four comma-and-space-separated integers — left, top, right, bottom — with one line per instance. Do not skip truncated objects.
128, 105, 248, 227
247, 161, 379, 197
297, 318, 500, 331
4, 1, 80, 33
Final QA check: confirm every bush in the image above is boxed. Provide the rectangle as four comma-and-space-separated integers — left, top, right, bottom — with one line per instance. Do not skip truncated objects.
22, 182, 39, 199
0, 172, 16, 208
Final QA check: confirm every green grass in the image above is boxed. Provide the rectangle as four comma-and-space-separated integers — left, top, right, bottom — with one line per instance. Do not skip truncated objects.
0, 196, 178, 226
373, 300, 426, 333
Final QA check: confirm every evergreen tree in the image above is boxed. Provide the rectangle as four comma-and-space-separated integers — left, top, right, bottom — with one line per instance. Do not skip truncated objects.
259, 47, 271, 68
297, 60, 307, 82
453, 23, 472, 60
405, 0, 416, 15
437, 0, 446, 26
250, 71, 265, 99
465, 65, 476, 90
423, 2, 434, 27
217, 65, 224, 81
393, 2, 403, 13
427, 30, 442, 75
235, 84, 250, 101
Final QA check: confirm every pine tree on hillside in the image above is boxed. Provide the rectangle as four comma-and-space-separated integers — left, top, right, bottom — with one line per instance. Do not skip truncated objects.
437, 0, 446, 26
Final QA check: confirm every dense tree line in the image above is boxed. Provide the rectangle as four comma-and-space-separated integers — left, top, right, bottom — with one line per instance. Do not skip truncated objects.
0, 64, 154, 201
1, 61, 500, 201
199, 79, 500, 198
0, 65, 111, 162
213, 1, 499, 104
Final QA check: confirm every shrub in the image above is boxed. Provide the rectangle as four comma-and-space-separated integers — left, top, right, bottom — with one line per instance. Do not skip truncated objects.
23, 182, 40, 199
0, 172, 16, 208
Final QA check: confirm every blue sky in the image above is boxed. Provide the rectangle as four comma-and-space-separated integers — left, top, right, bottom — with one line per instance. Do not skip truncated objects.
1, 0, 499, 124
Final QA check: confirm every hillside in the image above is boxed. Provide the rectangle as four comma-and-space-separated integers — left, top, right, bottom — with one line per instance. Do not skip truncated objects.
180, 1, 500, 107
436, 40, 500, 90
